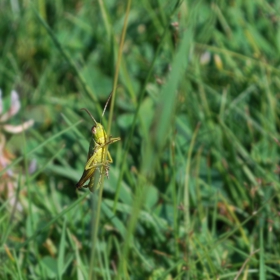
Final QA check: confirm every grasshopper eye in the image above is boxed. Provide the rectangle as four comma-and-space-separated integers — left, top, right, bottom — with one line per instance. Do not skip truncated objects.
91, 126, 96, 134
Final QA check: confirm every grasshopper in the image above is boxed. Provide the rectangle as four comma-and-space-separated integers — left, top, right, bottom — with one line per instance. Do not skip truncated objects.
76, 107, 120, 192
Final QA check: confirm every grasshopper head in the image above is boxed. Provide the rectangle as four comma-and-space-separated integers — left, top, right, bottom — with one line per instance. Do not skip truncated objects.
81, 108, 108, 144
91, 123, 107, 144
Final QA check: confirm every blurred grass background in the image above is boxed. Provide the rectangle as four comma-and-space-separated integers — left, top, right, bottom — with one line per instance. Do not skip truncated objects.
1, 0, 280, 279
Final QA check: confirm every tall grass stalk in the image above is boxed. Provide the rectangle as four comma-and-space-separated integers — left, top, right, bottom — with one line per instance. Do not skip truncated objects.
89, 0, 131, 278
117, 3, 195, 276
183, 123, 200, 275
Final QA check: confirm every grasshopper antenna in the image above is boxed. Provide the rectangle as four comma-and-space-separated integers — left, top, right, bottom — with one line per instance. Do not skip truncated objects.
81, 108, 98, 124
102, 91, 113, 117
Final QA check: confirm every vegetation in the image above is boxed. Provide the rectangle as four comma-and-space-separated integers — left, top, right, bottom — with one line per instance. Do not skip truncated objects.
0, 0, 280, 279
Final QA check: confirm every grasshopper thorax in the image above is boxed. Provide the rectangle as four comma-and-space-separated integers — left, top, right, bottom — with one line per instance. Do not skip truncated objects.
92, 123, 107, 144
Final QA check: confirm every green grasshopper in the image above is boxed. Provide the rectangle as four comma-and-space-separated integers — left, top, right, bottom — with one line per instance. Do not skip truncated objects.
76, 107, 120, 192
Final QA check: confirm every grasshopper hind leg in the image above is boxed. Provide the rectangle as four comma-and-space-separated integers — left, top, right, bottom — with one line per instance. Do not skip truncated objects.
76, 161, 111, 192
88, 165, 110, 192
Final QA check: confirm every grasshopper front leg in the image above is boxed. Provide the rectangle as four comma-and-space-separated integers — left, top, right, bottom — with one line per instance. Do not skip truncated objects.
91, 137, 120, 151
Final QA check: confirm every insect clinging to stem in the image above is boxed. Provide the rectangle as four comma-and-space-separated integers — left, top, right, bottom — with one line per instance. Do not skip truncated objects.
76, 95, 120, 192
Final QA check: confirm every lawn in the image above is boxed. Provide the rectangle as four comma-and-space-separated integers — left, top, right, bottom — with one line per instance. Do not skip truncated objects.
0, 0, 280, 279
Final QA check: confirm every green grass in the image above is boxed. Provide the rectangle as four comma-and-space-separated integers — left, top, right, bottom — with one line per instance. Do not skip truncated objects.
1, 0, 280, 279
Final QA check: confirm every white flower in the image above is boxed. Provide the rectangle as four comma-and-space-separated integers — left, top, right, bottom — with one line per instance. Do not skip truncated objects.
0, 90, 34, 132
0, 89, 35, 210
